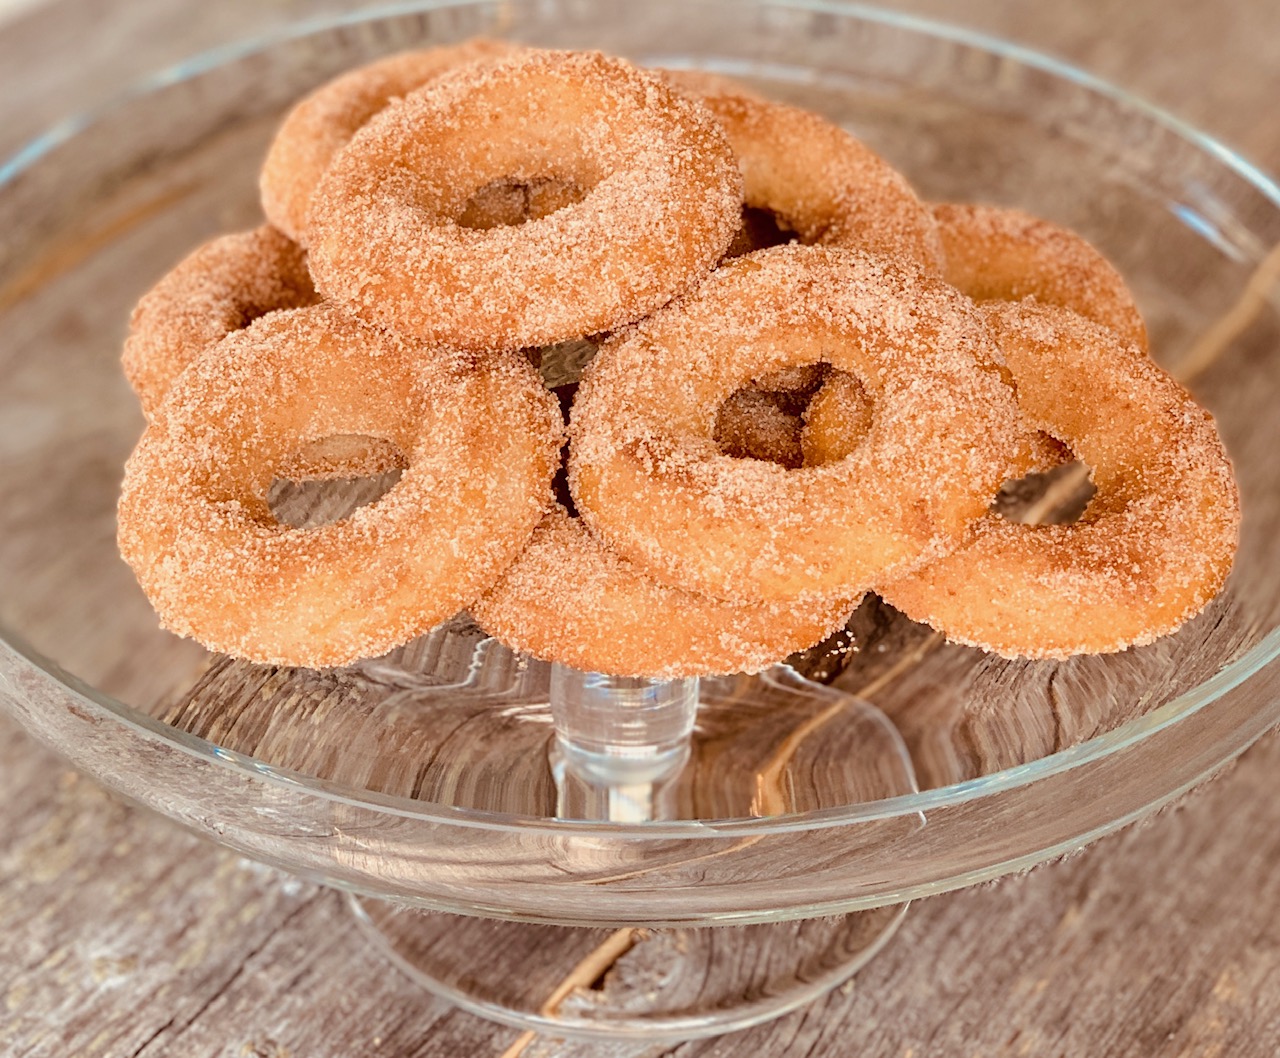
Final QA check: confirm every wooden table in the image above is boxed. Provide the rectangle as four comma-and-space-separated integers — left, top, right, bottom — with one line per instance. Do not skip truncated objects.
3, 1, 1279, 1055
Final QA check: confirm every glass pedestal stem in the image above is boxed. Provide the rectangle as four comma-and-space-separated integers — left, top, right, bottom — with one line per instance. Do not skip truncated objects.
548, 664, 699, 823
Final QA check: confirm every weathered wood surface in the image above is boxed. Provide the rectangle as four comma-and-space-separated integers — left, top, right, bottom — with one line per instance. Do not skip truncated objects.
2, 0, 1280, 1055
6, 712, 1280, 1057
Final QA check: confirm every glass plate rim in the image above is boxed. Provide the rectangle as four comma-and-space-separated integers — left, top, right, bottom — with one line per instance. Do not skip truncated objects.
2, 0, 1278, 838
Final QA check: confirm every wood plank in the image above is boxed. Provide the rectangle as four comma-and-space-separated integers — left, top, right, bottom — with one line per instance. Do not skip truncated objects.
4, 713, 1280, 1056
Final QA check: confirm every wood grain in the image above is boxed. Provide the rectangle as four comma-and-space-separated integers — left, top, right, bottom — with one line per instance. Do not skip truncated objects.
4, 710, 1280, 1057
2, 0, 1280, 1054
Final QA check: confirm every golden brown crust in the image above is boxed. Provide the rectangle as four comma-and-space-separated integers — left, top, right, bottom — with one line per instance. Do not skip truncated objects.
569, 245, 1020, 604
473, 506, 859, 677
118, 305, 562, 668
259, 39, 521, 244
122, 225, 319, 420
878, 302, 1239, 658
307, 49, 743, 353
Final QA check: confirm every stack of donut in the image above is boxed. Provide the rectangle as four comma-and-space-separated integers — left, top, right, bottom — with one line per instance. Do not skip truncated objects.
117, 41, 1241, 676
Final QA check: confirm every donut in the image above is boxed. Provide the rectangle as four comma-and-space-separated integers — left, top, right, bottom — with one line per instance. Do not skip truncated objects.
802, 367, 1071, 474
676, 89, 944, 273
877, 302, 1239, 658
472, 506, 859, 678
122, 225, 319, 420
569, 245, 1020, 604
260, 38, 520, 244
118, 305, 562, 668
933, 202, 1148, 349
308, 49, 742, 352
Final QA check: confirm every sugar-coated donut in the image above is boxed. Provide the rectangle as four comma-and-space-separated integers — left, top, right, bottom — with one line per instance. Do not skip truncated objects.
934, 202, 1149, 349
260, 38, 520, 244
308, 49, 743, 352
681, 90, 944, 273
122, 226, 319, 421
118, 305, 562, 668
473, 506, 859, 678
569, 245, 1020, 604
878, 302, 1239, 658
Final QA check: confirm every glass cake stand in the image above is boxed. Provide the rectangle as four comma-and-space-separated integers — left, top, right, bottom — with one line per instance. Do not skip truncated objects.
2, 0, 1279, 1041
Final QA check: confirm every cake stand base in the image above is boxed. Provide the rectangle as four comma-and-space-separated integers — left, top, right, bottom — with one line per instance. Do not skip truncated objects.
341, 648, 919, 1039
349, 895, 906, 1041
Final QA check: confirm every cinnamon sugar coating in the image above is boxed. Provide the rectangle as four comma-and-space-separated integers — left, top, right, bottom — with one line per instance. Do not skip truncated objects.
934, 202, 1149, 350
802, 364, 1070, 476
878, 302, 1239, 658
680, 89, 944, 273
122, 225, 319, 420
569, 244, 1020, 604
118, 44, 1240, 673
473, 506, 859, 678
800, 370, 874, 466
307, 49, 743, 352
118, 305, 562, 668
260, 38, 521, 244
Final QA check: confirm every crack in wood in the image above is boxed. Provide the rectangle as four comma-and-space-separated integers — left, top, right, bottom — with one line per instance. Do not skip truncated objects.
126, 1015, 176, 1058
130, 898, 318, 1056
497, 927, 645, 1058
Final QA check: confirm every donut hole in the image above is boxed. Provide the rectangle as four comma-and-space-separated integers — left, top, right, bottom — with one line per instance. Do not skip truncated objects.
715, 389, 806, 467
714, 367, 830, 468
994, 458, 1096, 526
723, 205, 800, 259
268, 434, 407, 529
457, 177, 588, 230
